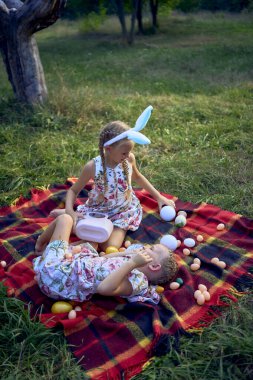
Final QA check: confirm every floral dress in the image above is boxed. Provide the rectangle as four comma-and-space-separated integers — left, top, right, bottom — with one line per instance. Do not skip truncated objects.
33, 240, 160, 304
77, 156, 142, 231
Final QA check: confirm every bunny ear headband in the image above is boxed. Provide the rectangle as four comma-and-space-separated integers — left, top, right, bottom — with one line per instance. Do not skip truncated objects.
104, 105, 153, 147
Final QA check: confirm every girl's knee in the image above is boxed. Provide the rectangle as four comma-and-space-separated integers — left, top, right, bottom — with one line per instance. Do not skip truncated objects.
56, 213, 73, 226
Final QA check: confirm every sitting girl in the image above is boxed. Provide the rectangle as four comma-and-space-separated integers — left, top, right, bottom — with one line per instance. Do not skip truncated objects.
33, 214, 178, 304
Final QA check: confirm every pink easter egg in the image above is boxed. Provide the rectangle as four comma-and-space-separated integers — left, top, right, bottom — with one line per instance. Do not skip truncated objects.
217, 260, 226, 269
193, 258, 201, 266
203, 291, 211, 301
211, 257, 220, 264
190, 263, 200, 271
198, 284, 207, 292
194, 290, 202, 299
183, 248, 191, 256
196, 235, 204, 242
196, 294, 205, 305
169, 282, 180, 290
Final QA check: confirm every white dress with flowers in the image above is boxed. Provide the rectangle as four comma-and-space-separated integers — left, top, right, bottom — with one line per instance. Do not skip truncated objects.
33, 240, 160, 304
77, 155, 142, 231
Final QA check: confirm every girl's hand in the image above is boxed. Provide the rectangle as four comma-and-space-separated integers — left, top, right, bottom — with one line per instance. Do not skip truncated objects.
131, 252, 153, 268
66, 211, 83, 234
157, 196, 175, 211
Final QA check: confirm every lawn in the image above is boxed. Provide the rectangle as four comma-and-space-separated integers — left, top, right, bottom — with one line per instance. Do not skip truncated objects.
0, 11, 252, 379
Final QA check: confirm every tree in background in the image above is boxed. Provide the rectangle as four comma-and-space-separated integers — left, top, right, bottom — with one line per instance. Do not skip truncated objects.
0, 0, 66, 105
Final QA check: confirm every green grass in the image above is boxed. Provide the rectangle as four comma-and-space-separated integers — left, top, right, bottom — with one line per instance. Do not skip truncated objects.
0, 11, 253, 379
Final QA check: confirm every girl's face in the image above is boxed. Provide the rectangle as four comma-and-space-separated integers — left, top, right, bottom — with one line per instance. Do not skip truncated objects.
106, 140, 134, 165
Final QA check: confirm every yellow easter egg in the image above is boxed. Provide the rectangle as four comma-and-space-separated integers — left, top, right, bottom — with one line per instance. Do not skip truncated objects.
156, 286, 165, 293
51, 301, 73, 314
105, 246, 119, 254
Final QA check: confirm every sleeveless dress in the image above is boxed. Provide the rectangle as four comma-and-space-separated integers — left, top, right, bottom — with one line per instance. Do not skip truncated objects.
33, 240, 160, 304
77, 156, 142, 231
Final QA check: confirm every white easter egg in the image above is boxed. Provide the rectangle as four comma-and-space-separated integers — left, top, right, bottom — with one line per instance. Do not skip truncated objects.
184, 238, 196, 248
196, 294, 205, 305
160, 206, 176, 222
217, 223, 225, 231
175, 215, 187, 227
194, 290, 202, 299
68, 310, 77, 319
194, 258, 201, 266
177, 211, 187, 218
169, 282, 180, 290
160, 234, 178, 251
196, 235, 204, 242
217, 260, 226, 269
183, 248, 191, 256
190, 263, 200, 271
203, 291, 211, 301
74, 306, 82, 311
0, 260, 7, 268
211, 257, 220, 264
198, 284, 207, 292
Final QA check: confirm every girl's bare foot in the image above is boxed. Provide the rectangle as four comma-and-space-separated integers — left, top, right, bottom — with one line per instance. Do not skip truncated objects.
49, 208, 66, 218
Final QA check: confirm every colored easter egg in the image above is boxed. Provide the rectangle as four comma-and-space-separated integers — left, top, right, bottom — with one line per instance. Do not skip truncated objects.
194, 290, 202, 299
177, 240, 181, 247
160, 206, 176, 222
105, 246, 119, 254
68, 310, 77, 319
156, 286, 165, 293
203, 291, 211, 301
198, 284, 207, 292
184, 238, 196, 248
119, 247, 126, 252
183, 248, 191, 256
217, 223, 225, 231
51, 301, 73, 314
193, 258, 201, 266
175, 277, 184, 285
190, 263, 200, 271
196, 294, 205, 305
0, 260, 7, 268
196, 235, 204, 242
169, 282, 180, 290
217, 260, 226, 269
175, 215, 187, 227
124, 240, 131, 248
211, 257, 220, 264
160, 235, 178, 251
177, 210, 187, 218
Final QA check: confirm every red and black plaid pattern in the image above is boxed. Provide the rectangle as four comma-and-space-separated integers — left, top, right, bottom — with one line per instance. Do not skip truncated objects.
1, 179, 253, 380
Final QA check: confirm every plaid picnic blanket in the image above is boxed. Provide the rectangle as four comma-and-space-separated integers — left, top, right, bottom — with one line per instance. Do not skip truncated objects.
1, 178, 253, 380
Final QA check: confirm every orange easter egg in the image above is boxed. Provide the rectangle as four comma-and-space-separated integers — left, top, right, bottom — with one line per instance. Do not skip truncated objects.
119, 247, 126, 252
156, 286, 165, 293
169, 282, 180, 290
190, 263, 200, 271
197, 294, 205, 305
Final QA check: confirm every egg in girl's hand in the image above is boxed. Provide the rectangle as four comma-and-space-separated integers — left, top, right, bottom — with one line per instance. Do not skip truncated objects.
68, 310, 77, 319
160, 206, 176, 222
169, 282, 180, 290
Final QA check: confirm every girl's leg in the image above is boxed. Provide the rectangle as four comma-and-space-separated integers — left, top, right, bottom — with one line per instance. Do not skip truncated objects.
100, 227, 127, 251
49, 208, 66, 218
35, 214, 73, 254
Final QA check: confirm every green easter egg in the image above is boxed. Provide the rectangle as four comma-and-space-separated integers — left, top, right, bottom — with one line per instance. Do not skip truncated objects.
175, 277, 184, 285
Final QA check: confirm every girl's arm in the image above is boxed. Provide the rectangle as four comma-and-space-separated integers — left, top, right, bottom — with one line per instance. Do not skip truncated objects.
65, 160, 95, 223
96, 252, 152, 296
129, 153, 175, 210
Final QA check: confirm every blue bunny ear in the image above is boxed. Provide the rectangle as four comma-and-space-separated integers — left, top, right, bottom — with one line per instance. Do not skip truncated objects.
127, 130, 151, 144
132, 105, 153, 132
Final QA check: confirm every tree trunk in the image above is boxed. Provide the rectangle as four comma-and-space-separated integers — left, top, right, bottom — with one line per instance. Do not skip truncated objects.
0, 0, 66, 105
112, 0, 128, 44
136, 0, 144, 35
149, 0, 158, 29
128, 0, 139, 44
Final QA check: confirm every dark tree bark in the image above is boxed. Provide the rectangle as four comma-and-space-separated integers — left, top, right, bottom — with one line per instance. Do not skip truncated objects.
149, 0, 158, 29
111, 0, 140, 45
136, 0, 144, 35
0, 0, 66, 105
